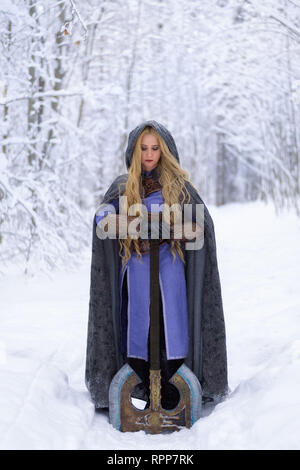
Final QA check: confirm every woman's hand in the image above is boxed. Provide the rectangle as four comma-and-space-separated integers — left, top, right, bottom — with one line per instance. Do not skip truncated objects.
101, 214, 143, 238
100, 214, 131, 238
183, 221, 203, 240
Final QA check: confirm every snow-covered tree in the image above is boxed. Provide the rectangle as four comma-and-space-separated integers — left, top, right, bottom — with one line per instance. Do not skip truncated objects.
0, 0, 299, 274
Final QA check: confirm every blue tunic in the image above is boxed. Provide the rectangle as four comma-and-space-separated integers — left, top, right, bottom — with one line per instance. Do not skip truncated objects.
96, 170, 189, 361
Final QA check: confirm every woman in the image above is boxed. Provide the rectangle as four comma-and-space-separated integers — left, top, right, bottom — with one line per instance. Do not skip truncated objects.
85, 120, 229, 411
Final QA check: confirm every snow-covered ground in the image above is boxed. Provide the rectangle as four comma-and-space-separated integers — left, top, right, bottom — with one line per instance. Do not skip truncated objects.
0, 201, 299, 450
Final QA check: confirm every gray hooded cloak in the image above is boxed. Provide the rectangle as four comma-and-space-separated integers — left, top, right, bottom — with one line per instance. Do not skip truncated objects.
85, 120, 229, 408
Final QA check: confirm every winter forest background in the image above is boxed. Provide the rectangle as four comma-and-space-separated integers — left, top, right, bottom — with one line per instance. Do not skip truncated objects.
1, 0, 300, 451
1, 0, 300, 275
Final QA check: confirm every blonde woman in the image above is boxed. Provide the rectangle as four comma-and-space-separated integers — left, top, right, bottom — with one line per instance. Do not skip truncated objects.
85, 120, 229, 412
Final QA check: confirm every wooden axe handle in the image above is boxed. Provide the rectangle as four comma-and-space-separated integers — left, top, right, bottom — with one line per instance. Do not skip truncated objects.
149, 238, 160, 371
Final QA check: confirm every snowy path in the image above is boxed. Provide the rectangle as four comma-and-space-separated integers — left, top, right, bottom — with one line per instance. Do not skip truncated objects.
0, 201, 300, 450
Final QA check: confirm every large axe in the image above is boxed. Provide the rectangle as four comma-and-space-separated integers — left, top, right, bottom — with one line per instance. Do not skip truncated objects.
109, 238, 202, 433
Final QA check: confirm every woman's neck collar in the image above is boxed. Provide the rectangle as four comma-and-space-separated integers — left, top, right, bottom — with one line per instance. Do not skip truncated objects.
141, 165, 160, 178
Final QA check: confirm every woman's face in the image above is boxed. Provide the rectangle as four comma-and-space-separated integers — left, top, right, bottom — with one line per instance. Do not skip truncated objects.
140, 134, 161, 172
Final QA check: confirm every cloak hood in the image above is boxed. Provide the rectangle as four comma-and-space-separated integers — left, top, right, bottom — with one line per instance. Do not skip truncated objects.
85, 120, 229, 409
125, 120, 180, 169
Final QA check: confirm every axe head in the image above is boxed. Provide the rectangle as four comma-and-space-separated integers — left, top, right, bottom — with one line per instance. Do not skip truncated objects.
109, 363, 202, 433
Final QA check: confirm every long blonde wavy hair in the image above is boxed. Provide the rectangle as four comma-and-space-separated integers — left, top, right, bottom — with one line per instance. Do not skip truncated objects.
118, 126, 196, 268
